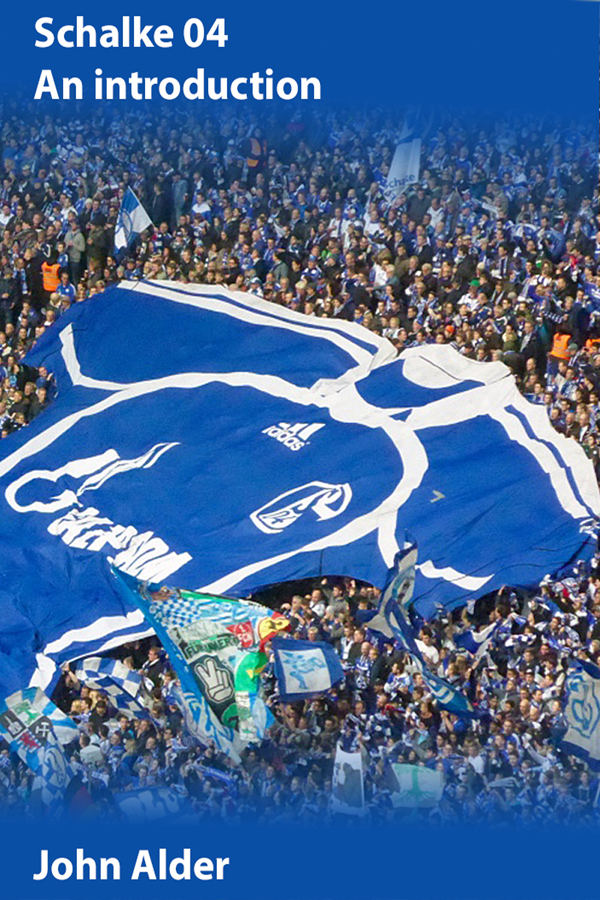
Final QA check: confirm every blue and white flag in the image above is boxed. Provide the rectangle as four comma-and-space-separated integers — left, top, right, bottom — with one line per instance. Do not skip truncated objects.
23, 687, 78, 745
112, 570, 277, 748
365, 543, 418, 647
561, 660, 600, 770
384, 124, 421, 204
114, 187, 153, 253
0, 688, 78, 766
168, 684, 243, 765
0, 689, 76, 812
332, 744, 365, 816
0, 281, 598, 699
414, 660, 476, 718
366, 545, 477, 717
512, 223, 538, 246
583, 280, 600, 310
43, 697, 79, 746
115, 786, 194, 824
37, 728, 74, 813
75, 657, 150, 719
196, 763, 238, 795
455, 621, 502, 661
272, 636, 343, 701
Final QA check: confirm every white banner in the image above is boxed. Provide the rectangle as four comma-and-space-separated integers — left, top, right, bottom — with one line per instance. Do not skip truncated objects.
384, 137, 421, 203
390, 763, 444, 808
562, 665, 600, 768
332, 745, 365, 815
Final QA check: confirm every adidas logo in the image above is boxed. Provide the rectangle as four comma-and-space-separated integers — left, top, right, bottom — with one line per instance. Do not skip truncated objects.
262, 422, 325, 451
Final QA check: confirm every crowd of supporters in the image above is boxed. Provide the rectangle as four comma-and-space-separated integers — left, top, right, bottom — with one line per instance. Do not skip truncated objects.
0, 103, 599, 463
3, 569, 600, 825
0, 100, 599, 822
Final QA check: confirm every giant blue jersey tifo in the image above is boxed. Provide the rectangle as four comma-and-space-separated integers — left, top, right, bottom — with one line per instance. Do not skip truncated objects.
0, 280, 598, 696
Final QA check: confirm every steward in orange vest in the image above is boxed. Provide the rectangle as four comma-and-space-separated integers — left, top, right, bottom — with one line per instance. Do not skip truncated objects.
42, 261, 61, 294
246, 132, 267, 173
550, 332, 572, 361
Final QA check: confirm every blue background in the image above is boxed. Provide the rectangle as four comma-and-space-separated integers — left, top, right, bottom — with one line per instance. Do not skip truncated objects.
0, 0, 597, 115
0, 817, 600, 898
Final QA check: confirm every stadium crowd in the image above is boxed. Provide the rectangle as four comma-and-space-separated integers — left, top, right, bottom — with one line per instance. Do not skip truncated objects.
3, 571, 600, 825
0, 104, 599, 466
0, 100, 599, 822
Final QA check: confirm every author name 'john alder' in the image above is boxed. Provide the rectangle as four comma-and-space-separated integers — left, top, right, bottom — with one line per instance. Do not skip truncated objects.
33, 849, 230, 881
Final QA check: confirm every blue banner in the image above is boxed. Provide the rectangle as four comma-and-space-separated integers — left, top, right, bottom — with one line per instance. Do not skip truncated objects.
366, 545, 477, 717
561, 660, 600, 770
0, 282, 597, 698
272, 636, 344, 701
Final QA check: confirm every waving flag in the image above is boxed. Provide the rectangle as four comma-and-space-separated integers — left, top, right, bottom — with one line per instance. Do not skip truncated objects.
0, 280, 597, 699
561, 660, 600, 769
414, 659, 476, 717
364, 543, 419, 646
365, 545, 477, 717
387, 763, 444, 808
167, 683, 244, 764
455, 621, 502, 661
0, 688, 78, 757
114, 569, 279, 744
75, 657, 151, 719
114, 187, 153, 253
272, 636, 344, 701
512, 223, 538, 246
583, 280, 600, 309
35, 728, 75, 814
332, 745, 365, 816
384, 116, 422, 203
116, 786, 194, 824
0, 690, 77, 813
